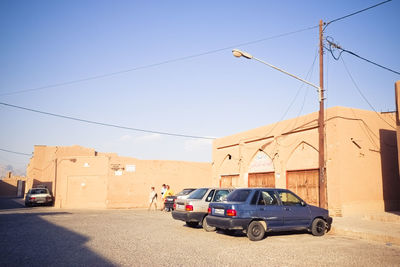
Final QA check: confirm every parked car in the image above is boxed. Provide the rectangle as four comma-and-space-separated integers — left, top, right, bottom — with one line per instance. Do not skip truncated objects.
25, 187, 54, 207
164, 188, 196, 211
206, 188, 332, 241
172, 187, 233, 231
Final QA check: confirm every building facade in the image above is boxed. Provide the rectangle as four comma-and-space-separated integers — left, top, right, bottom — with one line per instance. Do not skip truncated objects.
212, 106, 399, 216
26, 145, 212, 209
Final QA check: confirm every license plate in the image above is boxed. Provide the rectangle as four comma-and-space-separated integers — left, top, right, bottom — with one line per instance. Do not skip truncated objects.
214, 208, 224, 215
177, 204, 184, 210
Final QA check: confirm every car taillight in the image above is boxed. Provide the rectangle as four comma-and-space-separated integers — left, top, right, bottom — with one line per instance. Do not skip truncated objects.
226, 209, 237, 216
30, 197, 36, 200
173, 203, 176, 209
208, 207, 211, 214
185, 205, 193, 211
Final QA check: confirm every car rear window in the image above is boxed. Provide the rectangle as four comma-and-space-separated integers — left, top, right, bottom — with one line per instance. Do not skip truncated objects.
227, 189, 251, 202
177, 189, 194, 196
188, 188, 208, 199
31, 189, 48, 194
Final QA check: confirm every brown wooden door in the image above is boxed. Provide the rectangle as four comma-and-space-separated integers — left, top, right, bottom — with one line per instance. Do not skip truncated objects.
220, 175, 239, 188
287, 169, 319, 206
248, 172, 275, 188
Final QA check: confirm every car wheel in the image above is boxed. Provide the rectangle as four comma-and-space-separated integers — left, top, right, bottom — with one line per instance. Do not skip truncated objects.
311, 218, 326, 236
247, 221, 265, 241
186, 221, 199, 228
202, 216, 216, 232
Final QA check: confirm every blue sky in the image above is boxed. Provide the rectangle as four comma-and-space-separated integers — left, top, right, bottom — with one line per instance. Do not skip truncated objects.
0, 0, 399, 173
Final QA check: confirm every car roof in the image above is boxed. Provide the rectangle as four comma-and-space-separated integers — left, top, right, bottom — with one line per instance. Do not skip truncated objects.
234, 188, 288, 191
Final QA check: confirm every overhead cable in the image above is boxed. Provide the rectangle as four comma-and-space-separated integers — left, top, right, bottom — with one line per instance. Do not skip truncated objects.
324, 0, 392, 29
0, 148, 32, 156
0, 102, 216, 140
0, 25, 318, 97
326, 38, 400, 75
340, 58, 396, 130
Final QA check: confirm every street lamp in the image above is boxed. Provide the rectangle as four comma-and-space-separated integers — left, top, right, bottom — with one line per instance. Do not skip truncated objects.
232, 47, 327, 209
232, 49, 322, 102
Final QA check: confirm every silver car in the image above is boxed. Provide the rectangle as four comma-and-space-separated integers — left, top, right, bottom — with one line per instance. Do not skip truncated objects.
172, 187, 232, 231
25, 188, 54, 207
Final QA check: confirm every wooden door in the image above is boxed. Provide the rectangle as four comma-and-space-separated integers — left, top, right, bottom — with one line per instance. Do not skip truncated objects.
248, 172, 275, 188
287, 169, 319, 206
220, 175, 239, 188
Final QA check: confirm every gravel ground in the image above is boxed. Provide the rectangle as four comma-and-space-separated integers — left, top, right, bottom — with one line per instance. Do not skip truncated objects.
1, 205, 400, 267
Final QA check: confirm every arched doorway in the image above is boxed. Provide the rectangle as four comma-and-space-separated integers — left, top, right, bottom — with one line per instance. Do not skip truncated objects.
286, 142, 319, 206
247, 151, 275, 188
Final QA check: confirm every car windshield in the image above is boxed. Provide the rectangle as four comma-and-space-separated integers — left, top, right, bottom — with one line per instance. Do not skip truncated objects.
188, 188, 208, 199
227, 189, 251, 202
177, 189, 194, 196
31, 189, 48, 194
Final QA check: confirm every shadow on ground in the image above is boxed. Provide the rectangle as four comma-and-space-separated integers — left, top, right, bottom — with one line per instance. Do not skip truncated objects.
0, 197, 26, 210
0, 211, 115, 266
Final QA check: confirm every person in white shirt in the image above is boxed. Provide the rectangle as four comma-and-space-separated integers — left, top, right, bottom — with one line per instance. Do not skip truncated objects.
148, 187, 158, 211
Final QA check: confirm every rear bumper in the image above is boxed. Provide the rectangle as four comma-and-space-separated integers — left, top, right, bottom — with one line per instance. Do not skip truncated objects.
206, 215, 251, 230
172, 210, 206, 223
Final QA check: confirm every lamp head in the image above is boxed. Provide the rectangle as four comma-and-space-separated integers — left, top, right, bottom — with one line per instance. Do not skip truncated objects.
232, 49, 253, 59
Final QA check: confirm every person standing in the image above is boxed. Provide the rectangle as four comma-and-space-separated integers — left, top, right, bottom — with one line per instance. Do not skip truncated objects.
160, 184, 167, 211
148, 187, 158, 211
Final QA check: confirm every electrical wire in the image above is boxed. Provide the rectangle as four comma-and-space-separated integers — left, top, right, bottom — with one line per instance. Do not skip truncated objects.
326, 37, 400, 75
0, 102, 216, 140
0, 148, 32, 156
0, 25, 318, 97
324, 0, 392, 30
340, 57, 396, 130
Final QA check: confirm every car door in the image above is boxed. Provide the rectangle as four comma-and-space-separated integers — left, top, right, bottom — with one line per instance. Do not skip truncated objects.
278, 191, 311, 227
256, 190, 284, 228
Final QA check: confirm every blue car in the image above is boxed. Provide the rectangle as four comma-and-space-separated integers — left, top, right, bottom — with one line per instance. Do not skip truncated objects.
206, 188, 332, 241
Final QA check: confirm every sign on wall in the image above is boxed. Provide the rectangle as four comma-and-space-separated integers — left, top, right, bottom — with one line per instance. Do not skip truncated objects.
248, 151, 274, 173
126, 165, 136, 172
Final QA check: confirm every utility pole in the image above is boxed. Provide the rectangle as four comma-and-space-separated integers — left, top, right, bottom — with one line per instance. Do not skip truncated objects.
319, 20, 327, 209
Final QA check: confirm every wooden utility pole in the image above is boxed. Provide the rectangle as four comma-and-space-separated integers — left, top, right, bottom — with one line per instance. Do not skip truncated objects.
318, 20, 327, 209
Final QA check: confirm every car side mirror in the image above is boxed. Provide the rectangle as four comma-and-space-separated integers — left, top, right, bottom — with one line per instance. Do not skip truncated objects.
301, 201, 306, 207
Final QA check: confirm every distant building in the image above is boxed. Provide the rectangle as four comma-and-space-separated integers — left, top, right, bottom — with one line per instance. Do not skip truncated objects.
26, 145, 212, 208
212, 106, 399, 216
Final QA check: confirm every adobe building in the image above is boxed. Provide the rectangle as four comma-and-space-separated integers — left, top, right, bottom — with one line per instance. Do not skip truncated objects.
212, 106, 399, 217
26, 145, 212, 209
0, 172, 26, 197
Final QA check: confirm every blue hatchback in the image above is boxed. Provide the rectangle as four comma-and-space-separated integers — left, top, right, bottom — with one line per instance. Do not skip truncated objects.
206, 188, 332, 241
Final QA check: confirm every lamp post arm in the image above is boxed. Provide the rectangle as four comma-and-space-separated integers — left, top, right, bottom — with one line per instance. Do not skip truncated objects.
252, 56, 322, 101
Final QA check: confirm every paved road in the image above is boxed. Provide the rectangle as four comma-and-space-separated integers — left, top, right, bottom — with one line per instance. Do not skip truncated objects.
1, 198, 399, 267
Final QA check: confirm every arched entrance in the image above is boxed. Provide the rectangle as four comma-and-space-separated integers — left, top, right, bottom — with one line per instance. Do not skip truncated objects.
286, 142, 319, 206
247, 151, 275, 188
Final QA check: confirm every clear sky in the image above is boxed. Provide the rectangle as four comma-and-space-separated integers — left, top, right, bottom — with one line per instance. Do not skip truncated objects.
0, 0, 399, 174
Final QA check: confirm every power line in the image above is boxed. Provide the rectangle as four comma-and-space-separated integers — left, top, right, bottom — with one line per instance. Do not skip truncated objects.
0, 148, 32, 156
0, 102, 216, 140
324, 0, 392, 28
0, 25, 318, 97
326, 38, 400, 75
340, 57, 396, 130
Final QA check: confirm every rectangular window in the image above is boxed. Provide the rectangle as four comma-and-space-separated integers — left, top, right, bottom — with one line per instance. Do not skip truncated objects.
259, 191, 278, 206
279, 192, 302, 206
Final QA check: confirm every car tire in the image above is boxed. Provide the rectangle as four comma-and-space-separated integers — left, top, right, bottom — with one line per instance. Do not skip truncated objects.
311, 218, 326, 236
247, 221, 265, 241
202, 216, 216, 232
186, 221, 199, 228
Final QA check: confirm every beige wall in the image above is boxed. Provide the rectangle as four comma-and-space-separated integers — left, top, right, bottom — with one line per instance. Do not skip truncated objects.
0, 175, 26, 197
212, 106, 399, 216
26, 145, 212, 209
